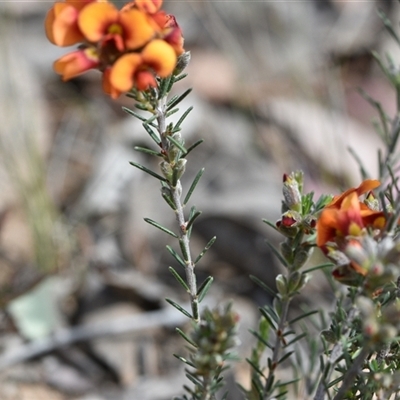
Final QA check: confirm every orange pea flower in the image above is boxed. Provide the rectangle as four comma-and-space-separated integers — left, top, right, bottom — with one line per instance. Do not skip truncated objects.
325, 179, 380, 210
102, 67, 122, 99
120, 0, 163, 14
150, 12, 184, 55
54, 47, 100, 81
109, 39, 177, 96
78, 2, 156, 52
316, 180, 385, 249
135, 0, 163, 14
45, 0, 101, 47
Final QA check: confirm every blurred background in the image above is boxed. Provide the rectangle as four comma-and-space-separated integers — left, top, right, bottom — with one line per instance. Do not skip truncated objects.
0, 0, 397, 399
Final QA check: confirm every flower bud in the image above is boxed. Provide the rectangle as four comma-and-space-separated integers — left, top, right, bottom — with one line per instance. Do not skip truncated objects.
356, 296, 375, 317
174, 51, 191, 75
344, 239, 368, 270
282, 172, 302, 212
276, 211, 301, 238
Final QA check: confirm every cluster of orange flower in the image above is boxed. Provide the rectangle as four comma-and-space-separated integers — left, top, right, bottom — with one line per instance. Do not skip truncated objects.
316, 179, 386, 282
45, 0, 184, 98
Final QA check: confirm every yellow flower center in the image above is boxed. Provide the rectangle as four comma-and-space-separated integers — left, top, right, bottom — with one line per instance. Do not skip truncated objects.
108, 23, 123, 36
348, 222, 362, 236
373, 216, 386, 230
84, 47, 100, 62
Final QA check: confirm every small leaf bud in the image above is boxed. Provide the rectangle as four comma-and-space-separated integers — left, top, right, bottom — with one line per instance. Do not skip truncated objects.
275, 274, 287, 296
174, 51, 191, 75
168, 132, 185, 162
287, 271, 301, 293
297, 273, 310, 292
174, 158, 187, 180
321, 329, 337, 344
280, 241, 294, 265
293, 246, 313, 270
364, 191, 380, 211
160, 161, 173, 182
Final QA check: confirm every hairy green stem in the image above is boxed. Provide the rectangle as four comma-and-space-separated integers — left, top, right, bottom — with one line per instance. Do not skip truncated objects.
157, 95, 199, 323
200, 376, 212, 400
332, 345, 370, 400
313, 307, 357, 400
265, 297, 291, 398
171, 182, 199, 322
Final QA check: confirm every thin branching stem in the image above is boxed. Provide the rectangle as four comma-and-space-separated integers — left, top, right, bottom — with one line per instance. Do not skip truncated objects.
171, 182, 199, 322
157, 95, 200, 323
265, 297, 291, 398
332, 345, 370, 400
313, 306, 357, 400
200, 376, 212, 400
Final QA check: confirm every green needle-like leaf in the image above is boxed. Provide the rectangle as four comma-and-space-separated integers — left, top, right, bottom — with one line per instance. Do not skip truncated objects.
167, 135, 187, 154
166, 245, 186, 268
186, 210, 202, 232
265, 240, 288, 268
262, 219, 280, 232
246, 358, 267, 378
165, 298, 192, 318
197, 276, 213, 303
178, 238, 190, 262
175, 328, 197, 348
161, 190, 177, 210
184, 139, 204, 156
275, 390, 289, 399
167, 88, 192, 111
144, 217, 178, 238
194, 236, 216, 264
142, 122, 161, 145
166, 108, 179, 118
122, 107, 157, 126
158, 75, 172, 99
173, 353, 196, 367
378, 9, 400, 47
184, 168, 205, 206
249, 329, 274, 350
135, 103, 151, 111
134, 146, 162, 157
175, 106, 193, 131
122, 106, 146, 120
129, 161, 167, 182
173, 73, 188, 83
185, 372, 203, 386
303, 263, 333, 274
169, 267, 189, 291
288, 309, 318, 325
249, 275, 276, 297
284, 333, 307, 347
259, 308, 278, 330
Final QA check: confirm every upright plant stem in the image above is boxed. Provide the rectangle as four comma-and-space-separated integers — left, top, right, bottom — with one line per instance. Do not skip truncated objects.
332, 345, 370, 400
157, 95, 200, 323
171, 183, 199, 322
313, 307, 357, 400
265, 297, 291, 397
